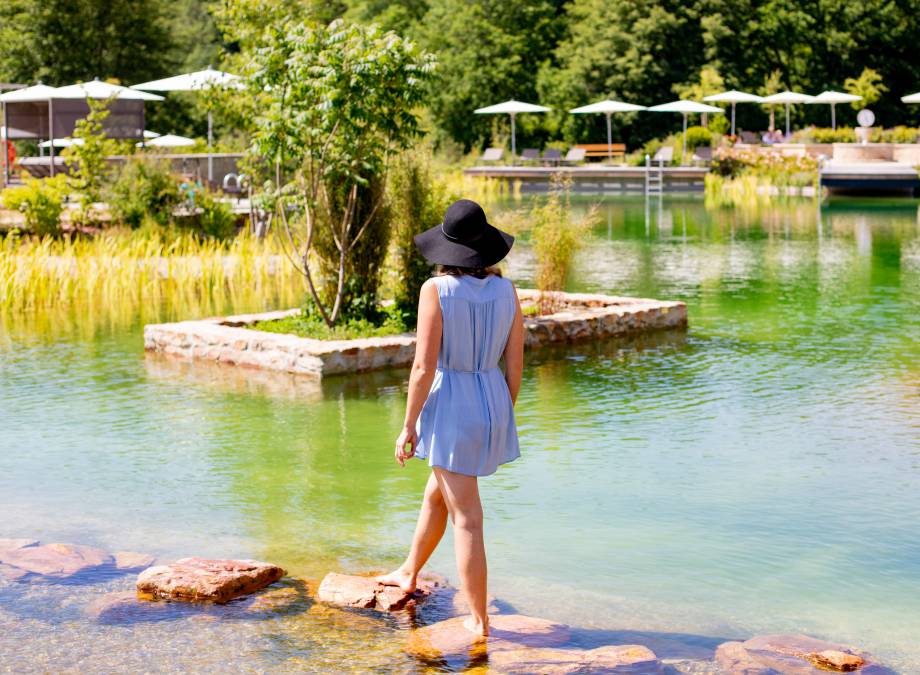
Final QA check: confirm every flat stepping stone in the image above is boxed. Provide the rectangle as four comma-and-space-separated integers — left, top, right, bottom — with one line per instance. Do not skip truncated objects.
316, 572, 444, 612
490, 644, 663, 674
114, 551, 156, 571
0, 542, 112, 580
136, 557, 285, 604
716, 634, 878, 674
406, 614, 571, 661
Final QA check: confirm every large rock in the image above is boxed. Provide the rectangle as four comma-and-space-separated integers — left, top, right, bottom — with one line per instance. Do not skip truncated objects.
406, 614, 571, 661
316, 572, 444, 612
489, 645, 663, 675
716, 634, 876, 674
136, 558, 285, 604
0, 543, 112, 580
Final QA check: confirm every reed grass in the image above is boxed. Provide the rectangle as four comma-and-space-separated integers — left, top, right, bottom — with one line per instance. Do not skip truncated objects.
0, 228, 305, 333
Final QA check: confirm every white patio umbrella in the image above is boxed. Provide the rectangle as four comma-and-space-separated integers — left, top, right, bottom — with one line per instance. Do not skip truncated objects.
703, 90, 763, 136
807, 91, 862, 130
901, 92, 920, 103
136, 133, 196, 148
569, 99, 646, 162
143, 130, 161, 138
474, 99, 550, 162
646, 100, 724, 164
132, 67, 241, 181
761, 91, 814, 137
39, 137, 83, 148
0, 84, 62, 179
53, 78, 163, 101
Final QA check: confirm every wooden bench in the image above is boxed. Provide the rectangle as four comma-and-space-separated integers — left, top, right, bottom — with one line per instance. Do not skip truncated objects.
575, 143, 626, 160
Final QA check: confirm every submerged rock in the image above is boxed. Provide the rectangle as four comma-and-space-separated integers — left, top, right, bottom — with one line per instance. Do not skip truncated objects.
85, 591, 182, 624
0, 543, 112, 580
406, 614, 571, 661
316, 572, 444, 612
114, 551, 156, 571
136, 558, 285, 604
716, 634, 874, 674
489, 644, 663, 675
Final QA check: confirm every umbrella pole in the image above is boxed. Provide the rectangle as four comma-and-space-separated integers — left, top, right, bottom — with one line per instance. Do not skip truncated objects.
2, 101, 7, 188
831, 103, 836, 131
49, 99, 55, 178
785, 103, 790, 138
682, 112, 688, 166
731, 102, 736, 137
606, 112, 612, 163
510, 113, 516, 165
207, 108, 213, 184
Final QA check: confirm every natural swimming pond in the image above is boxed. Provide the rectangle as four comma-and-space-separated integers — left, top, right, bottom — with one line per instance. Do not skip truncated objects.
1, 196, 918, 672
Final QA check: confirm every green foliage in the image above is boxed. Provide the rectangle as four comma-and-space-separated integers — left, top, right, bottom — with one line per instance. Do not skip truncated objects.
683, 126, 713, 152
844, 68, 887, 110
388, 149, 451, 323
1, 175, 70, 235
793, 127, 858, 143
710, 147, 817, 188
108, 158, 180, 228
254, 308, 407, 340
530, 175, 593, 296
188, 190, 237, 240
63, 97, 115, 219
870, 126, 920, 144
708, 113, 730, 136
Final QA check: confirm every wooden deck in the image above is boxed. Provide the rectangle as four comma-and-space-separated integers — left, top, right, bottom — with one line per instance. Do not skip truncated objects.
465, 164, 709, 192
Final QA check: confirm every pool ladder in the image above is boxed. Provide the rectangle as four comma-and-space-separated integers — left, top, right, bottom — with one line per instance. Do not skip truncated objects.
645, 154, 664, 196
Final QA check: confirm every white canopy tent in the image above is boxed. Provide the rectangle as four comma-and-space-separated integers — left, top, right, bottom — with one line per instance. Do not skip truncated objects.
646, 100, 724, 164
474, 99, 550, 162
38, 137, 82, 148
703, 90, 763, 136
0, 84, 60, 181
53, 78, 163, 102
569, 99, 646, 162
137, 133, 196, 148
807, 91, 862, 130
131, 67, 241, 181
761, 91, 814, 137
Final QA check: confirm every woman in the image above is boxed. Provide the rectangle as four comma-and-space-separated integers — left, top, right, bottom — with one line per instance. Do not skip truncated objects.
378, 199, 524, 637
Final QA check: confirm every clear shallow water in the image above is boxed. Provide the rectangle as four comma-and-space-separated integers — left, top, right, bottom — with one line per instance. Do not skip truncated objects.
1, 196, 919, 673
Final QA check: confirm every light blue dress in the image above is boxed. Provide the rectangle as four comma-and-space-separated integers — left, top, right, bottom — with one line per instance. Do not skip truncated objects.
414, 274, 521, 477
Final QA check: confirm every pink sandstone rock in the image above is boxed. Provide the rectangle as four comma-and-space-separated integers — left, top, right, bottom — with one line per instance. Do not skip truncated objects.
114, 551, 156, 571
405, 614, 571, 661
716, 634, 872, 674
489, 644, 663, 675
0, 543, 113, 580
316, 572, 444, 612
136, 558, 285, 604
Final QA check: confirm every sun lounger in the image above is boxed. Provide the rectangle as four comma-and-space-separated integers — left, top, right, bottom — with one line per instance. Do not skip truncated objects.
740, 131, 760, 145
479, 147, 503, 163
542, 148, 562, 166
691, 146, 713, 164
652, 146, 673, 165
562, 148, 586, 164
519, 148, 540, 164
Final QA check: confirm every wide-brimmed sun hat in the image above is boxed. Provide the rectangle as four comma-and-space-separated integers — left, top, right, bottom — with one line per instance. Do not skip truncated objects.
413, 199, 514, 268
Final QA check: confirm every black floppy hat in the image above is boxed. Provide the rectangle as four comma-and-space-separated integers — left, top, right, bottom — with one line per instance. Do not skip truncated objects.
413, 199, 514, 268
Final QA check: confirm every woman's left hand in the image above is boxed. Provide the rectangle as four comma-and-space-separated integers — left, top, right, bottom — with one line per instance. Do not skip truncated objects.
395, 426, 417, 467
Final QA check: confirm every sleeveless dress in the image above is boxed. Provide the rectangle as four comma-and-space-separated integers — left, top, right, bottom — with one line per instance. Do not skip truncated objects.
414, 274, 521, 477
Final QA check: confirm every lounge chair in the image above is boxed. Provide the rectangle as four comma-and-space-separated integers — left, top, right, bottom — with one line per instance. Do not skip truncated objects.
691, 146, 713, 164
519, 148, 540, 164
542, 148, 562, 166
739, 131, 760, 145
652, 146, 673, 165
479, 147, 503, 163
562, 147, 586, 165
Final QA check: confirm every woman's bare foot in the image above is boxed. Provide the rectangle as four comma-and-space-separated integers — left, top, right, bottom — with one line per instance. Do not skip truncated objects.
463, 615, 489, 637
375, 566, 416, 593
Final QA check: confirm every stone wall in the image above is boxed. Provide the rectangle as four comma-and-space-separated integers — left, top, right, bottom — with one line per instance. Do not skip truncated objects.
144, 291, 687, 379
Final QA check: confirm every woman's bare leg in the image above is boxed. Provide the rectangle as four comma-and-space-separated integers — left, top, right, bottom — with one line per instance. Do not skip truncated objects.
433, 467, 489, 636
377, 472, 448, 592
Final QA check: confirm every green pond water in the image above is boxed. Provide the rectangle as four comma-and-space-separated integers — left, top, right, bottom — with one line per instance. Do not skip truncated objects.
1, 196, 919, 673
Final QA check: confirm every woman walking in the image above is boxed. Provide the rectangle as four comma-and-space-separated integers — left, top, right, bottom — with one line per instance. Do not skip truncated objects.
378, 199, 523, 637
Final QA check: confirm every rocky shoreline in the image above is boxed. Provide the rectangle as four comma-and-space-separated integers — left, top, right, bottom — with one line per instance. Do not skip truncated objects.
0, 538, 890, 673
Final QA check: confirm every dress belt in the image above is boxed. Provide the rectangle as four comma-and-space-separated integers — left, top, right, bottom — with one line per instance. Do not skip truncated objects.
438, 366, 498, 374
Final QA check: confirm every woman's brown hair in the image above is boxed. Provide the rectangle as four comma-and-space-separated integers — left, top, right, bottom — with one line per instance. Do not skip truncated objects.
436, 265, 502, 279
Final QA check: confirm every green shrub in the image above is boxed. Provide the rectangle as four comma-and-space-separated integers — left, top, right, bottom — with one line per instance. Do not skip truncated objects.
1, 175, 70, 235
175, 189, 237, 239
871, 126, 920, 143
708, 114, 729, 136
109, 158, 181, 228
683, 125, 713, 151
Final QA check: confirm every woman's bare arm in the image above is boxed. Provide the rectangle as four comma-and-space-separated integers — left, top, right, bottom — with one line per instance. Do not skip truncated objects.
395, 279, 442, 466
503, 283, 524, 405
